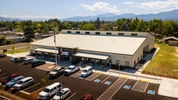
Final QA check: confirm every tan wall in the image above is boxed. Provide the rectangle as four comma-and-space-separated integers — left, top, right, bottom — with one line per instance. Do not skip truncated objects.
132, 33, 155, 66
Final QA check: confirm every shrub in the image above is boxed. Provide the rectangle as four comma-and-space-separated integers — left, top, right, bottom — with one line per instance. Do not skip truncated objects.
3, 49, 7, 53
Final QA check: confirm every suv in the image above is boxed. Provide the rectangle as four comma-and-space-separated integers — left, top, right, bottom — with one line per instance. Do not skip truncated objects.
80, 66, 92, 78
24, 58, 34, 65
5, 76, 24, 88
52, 88, 71, 100
1, 73, 19, 85
49, 67, 65, 78
38, 82, 63, 100
13, 77, 34, 90
14, 57, 26, 63
64, 65, 80, 75
31, 60, 46, 67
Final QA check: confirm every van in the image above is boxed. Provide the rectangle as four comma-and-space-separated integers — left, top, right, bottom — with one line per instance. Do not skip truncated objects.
24, 58, 34, 64
13, 77, 34, 90
38, 82, 63, 100
80, 66, 92, 78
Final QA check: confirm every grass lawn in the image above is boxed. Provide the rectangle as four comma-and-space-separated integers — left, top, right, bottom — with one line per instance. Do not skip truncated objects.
143, 44, 178, 78
0, 47, 30, 54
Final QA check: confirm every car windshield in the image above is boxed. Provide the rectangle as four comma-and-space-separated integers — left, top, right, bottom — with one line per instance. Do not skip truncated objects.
68, 67, 74, 70
43, 88, 50, 93
52, 69, 58, 72
17, 81, 23, 84
10, 79, 16, 83
56, 91, 64, 96
83, 70, 88, 73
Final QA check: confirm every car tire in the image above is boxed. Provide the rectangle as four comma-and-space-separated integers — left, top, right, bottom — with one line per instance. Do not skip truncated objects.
46, 96, 49, 100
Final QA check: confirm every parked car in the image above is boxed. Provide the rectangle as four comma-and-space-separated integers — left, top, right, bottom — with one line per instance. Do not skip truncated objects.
24, 58, 34, 65
64, 65, 80, 75
0, 54, 7, 58
49, 67, 65, 78
80, 94, 94, 100
13, 77, 34, 90
38, 82, 63, 100
52, 88, 71, 100
31, 60, 46, 67
80, 66, 93, 78
11, 57, 17, 62
1, 73, 19, 85
5, 76, 24, 88
14, 57, 26, 63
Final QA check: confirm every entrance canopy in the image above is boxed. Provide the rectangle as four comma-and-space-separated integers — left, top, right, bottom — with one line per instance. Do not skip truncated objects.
73, 52, 109, 60
34, 48, 58, 54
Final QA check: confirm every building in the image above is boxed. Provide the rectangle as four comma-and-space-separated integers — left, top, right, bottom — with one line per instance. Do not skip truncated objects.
30, 30, 155, 68
163, 36, 178, 46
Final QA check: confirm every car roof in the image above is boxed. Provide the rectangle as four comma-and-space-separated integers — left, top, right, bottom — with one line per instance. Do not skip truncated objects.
25, 58, 34, 60
13, 76, 24, 80
84, 66, 92, 70
53, 67, 61, 70
46, 82, 61, 89
11, 73, 18, 76
20, 77, 32, 81
69, 65, 75, 68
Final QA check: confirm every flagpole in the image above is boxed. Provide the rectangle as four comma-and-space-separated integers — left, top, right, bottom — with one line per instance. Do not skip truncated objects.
54, 30, 57, 67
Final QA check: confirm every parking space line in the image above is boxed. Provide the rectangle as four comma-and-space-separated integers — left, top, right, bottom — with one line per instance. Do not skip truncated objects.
131, 80, 138, 90
0, 73, 7, 77
144, 82, 149, 92
101, 75, 111, 83
23, 82, 41, 91
66, 92, 76, 100
85, 73, 100, 81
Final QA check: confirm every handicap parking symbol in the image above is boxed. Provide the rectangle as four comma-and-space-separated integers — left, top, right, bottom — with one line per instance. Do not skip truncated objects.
104, 81, 111, 85
94, 79, 101, 83
123, 85, 131, 89
147, 90, 155, 95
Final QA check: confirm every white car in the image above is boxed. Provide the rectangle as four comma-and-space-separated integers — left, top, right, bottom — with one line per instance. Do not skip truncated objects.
38, 82, 63, 100
13, 77, 34, 90
52, 88, 71, 100
11, 57, 17, 62
24, 58, 34, 64
49, 67, 65, 78
80, 66, 93, 78
64, 65, 80, 75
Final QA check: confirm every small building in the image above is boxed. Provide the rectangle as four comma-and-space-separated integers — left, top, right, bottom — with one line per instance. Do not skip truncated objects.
30, 30, 155, 68
163, 36, 178, 46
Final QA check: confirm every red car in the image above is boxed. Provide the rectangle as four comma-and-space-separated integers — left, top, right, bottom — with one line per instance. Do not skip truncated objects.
80, 94, 93, 100
1, 73, 19, 85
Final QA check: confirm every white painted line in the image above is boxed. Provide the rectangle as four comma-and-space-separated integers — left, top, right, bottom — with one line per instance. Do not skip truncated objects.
66, 92, 76, 100
110, 78, 128, 99
132, 80, 138, 90
0, 73, 7, 77
91, 73, 101, 81
23, 82, 41, 91
97, 78, 120, 100
101, 75, 111, 83
144, 82, 149, 92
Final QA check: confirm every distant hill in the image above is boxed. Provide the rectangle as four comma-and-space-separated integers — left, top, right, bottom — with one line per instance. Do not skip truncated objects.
0, 17, 20, 21
61, 9, 178, 21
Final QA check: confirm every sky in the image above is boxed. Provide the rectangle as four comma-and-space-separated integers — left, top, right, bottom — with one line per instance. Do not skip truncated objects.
0, 0, 178, 19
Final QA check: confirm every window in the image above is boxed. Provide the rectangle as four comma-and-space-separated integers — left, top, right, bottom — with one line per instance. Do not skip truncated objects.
85, 32, 90, 34
95, 32, 100, 35
67, 31, 71, 33
116, 60, 120, 65
125, 61, 129, 66
106, 32, 112, 35
131, 33, 138, 36
118, 33, 124, 36
76, 31, 80, 34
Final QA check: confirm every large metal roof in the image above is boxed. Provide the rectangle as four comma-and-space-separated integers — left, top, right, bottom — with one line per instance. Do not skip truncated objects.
30, 34, 146, 55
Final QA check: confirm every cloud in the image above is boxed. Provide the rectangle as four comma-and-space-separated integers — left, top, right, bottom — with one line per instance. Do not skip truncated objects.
81, 2, 119, 13
130, 0, 178, 10
123, 1, 134, 5
0, 14, 61, 19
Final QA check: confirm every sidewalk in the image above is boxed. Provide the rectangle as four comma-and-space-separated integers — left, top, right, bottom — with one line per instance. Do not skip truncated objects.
0, 90, 25, 100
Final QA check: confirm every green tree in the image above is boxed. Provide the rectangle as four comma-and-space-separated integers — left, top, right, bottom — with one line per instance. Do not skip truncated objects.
0, 36, 6, 46
82, 23, 96, 30
24, 26, 35, 42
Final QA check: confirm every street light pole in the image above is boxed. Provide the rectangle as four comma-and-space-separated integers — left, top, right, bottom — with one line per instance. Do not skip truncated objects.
54, 29, 57, 67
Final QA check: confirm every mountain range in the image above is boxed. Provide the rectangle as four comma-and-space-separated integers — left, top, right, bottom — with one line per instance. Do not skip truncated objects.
61, 9, 178, 21
0, 9, 178, 21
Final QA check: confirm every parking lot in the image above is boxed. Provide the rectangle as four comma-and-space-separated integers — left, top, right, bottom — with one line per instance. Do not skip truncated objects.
0, 56, 177, 100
